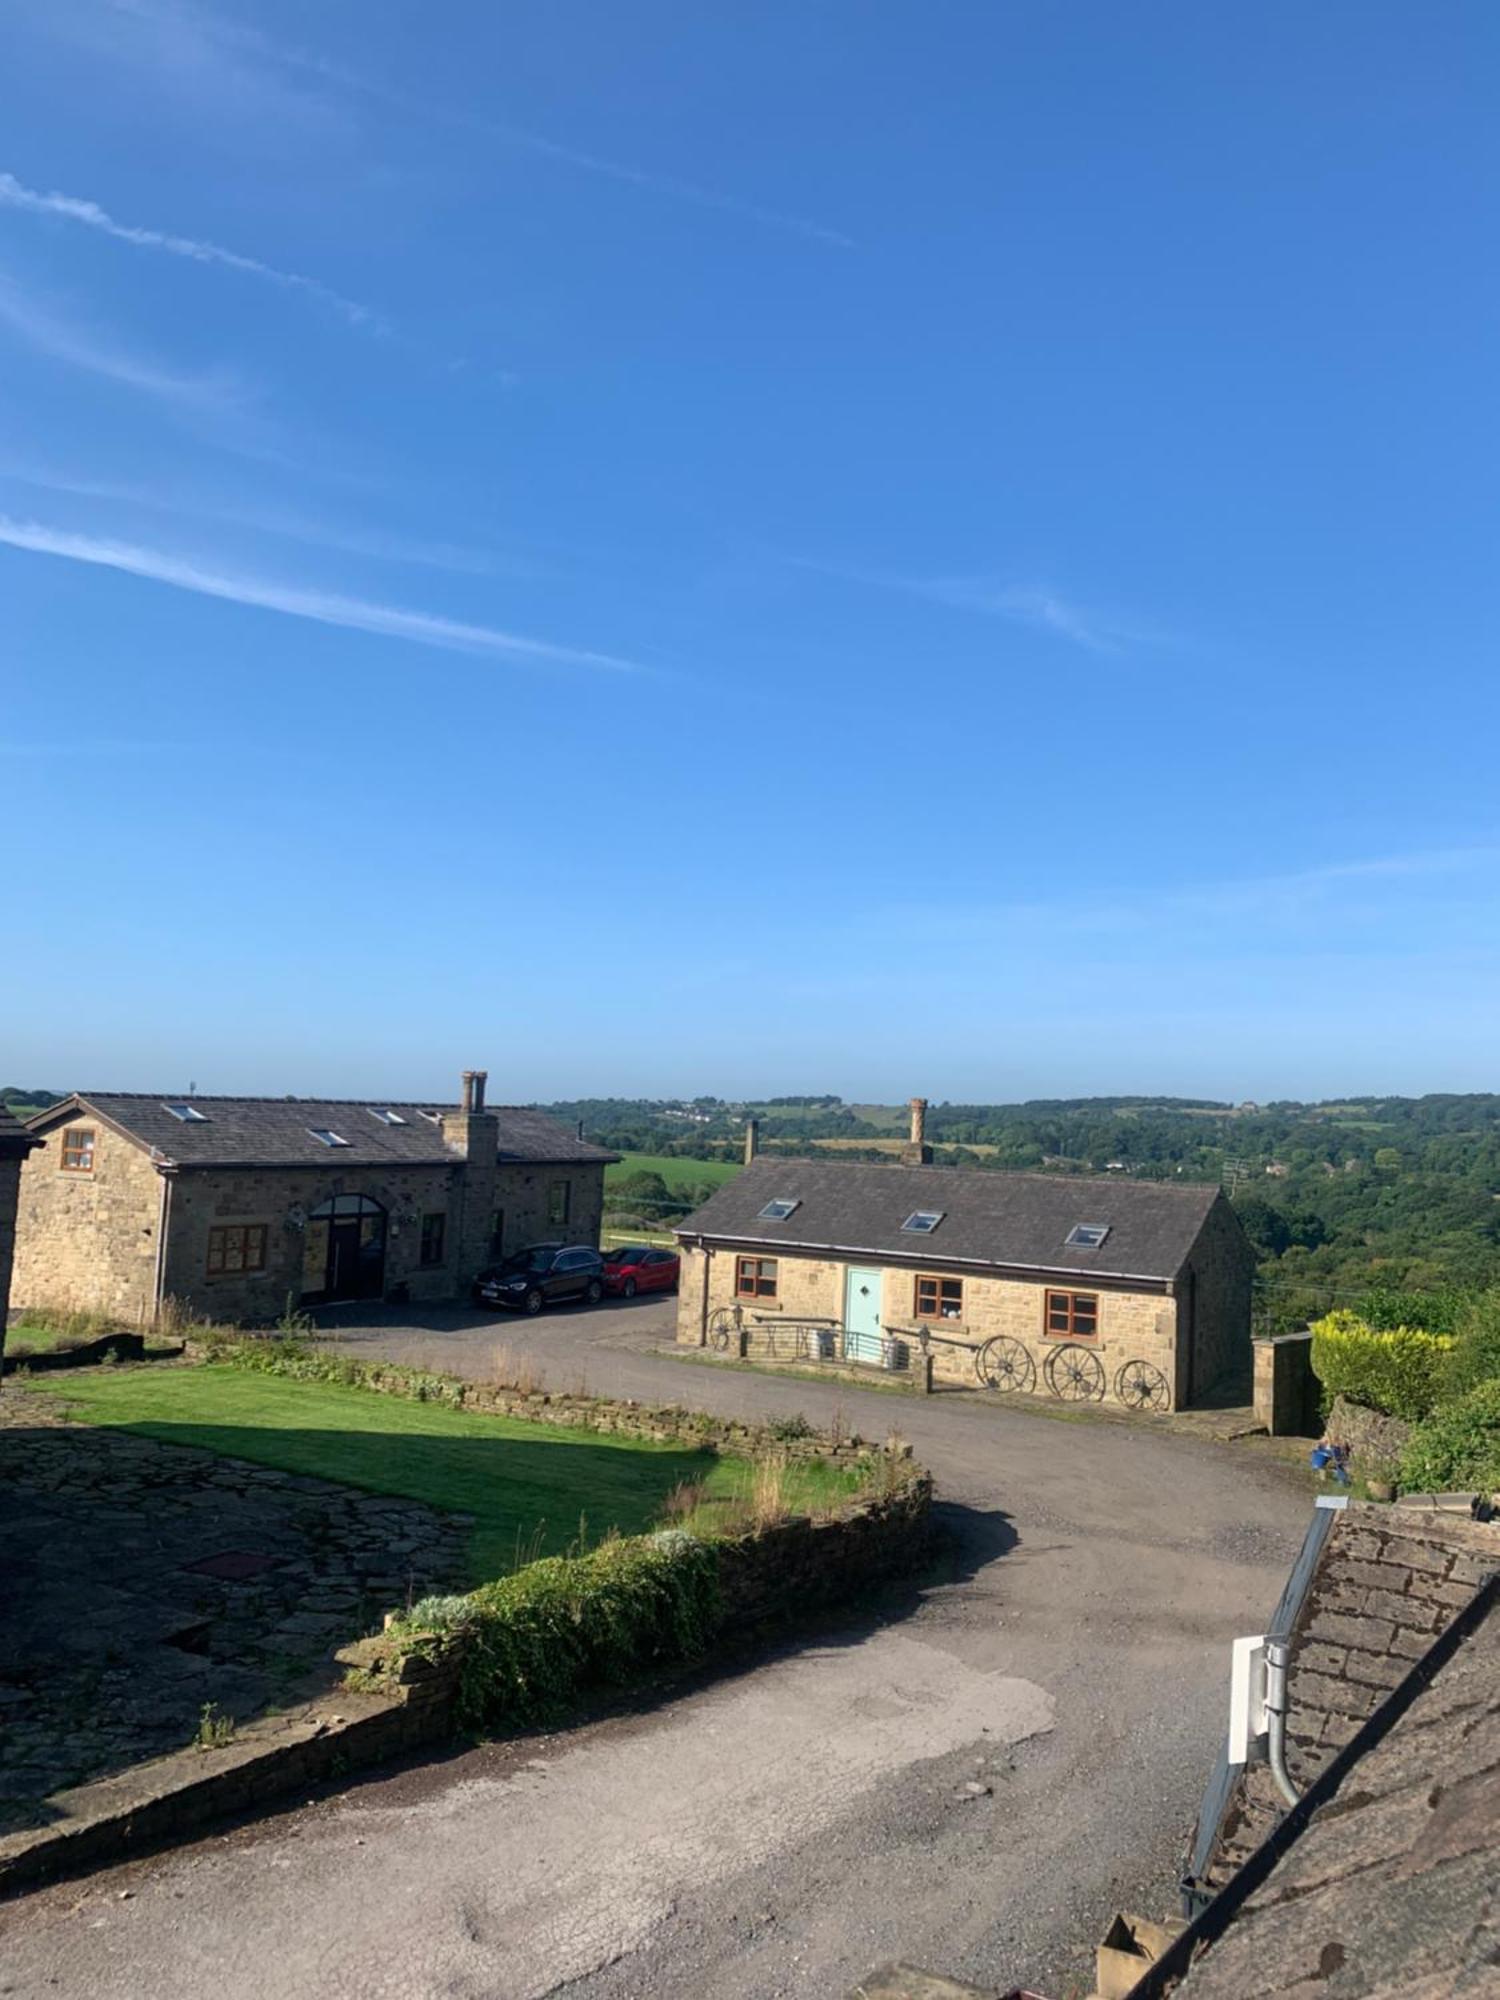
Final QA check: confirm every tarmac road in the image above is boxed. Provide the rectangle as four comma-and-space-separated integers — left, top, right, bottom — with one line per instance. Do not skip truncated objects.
0, 1301, 1307, 1999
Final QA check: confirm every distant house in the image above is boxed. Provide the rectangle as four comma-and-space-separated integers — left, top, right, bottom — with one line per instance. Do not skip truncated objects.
0, 1103, 42, 1342
673, 1100, 1252, 1410
14, 1069, 616, 1325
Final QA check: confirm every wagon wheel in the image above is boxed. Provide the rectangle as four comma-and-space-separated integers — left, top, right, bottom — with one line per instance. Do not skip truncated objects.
975, 1336, 1035, 1394
1044, 1343, 1105, 1401
707, 1306, 737, 1353
1114, 1357, 1170, 1412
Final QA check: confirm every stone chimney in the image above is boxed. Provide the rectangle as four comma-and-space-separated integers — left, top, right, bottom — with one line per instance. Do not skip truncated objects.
744, 1117, 759, 1165
442, 1069, 499, 1279
902, 1096, 933, 1166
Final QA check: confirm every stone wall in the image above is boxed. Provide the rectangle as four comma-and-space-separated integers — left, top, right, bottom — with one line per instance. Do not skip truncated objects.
714, 1478, 934, 1632
14, 1131, 609, 1327
13, 1112, 163, 1322
1253, 1332, 1321, 1437
1176, 1194, 1255, 1402
1207, 1502, 1500, 1885
676, 1241, 1183, 1410
187, 1339, 898, 1466
163, 1161, 461, 1321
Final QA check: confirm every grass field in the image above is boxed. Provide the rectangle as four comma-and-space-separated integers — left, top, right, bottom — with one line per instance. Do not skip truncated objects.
26, 1366, 863, 1580
606, 1152, 742, 1191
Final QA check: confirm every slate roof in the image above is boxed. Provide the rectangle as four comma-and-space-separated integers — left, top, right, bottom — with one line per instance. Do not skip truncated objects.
1196, 1501, 1500, 1899
1165, 1556, 1500, 1999
27, 1094, 617, 1171
674, 1155, 1224, 1283
0, 1102, 42, 1156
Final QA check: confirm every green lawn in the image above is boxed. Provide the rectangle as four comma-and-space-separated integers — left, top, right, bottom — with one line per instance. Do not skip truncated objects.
7, 1320, 73, 1355
25, 1366, 863, 1580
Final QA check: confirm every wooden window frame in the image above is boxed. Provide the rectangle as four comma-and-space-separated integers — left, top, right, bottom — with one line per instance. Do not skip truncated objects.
419, 1211, 447, 1268
547, 1179, 572, 1226
914, 1272, 964, 1321
206, 1223, 268, 1279
1045, 1288, 1099, 1340
735, 1255, 778, 1300
60, 1127, 97, 1174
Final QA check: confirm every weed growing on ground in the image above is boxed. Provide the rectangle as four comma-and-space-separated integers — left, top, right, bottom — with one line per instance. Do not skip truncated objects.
490, 1344, 547, 1397
661, 1478, 709, 1523
748, 1454, 791, 1530
194, 1703, 235, 1751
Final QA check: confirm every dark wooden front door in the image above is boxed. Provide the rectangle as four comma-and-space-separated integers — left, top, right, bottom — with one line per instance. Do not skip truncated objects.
305, 1198, 387, 1304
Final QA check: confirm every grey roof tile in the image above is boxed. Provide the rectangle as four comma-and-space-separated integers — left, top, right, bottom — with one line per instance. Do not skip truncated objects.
30, 1094, 617, 1170
675, 1155, 1226, 1281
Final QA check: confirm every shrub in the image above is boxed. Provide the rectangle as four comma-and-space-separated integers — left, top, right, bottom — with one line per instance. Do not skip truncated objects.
1310, 1310, 1455, 1422
1398, 1379, 1500, 1494
1444, 1288, 1500, 1399
395, 1532, 721, 1730
1356, 1285, 1474, 1337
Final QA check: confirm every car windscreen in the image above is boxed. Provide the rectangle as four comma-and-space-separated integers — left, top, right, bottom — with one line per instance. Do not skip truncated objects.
503, 1249, 556, 1273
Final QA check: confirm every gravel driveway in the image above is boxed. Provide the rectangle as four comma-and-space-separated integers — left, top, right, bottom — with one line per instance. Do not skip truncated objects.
0, 1301, 1308, 2000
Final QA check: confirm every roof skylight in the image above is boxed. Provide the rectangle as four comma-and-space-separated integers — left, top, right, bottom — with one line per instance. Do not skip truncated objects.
1066, 1223, 1111, 1248
308, 1128, 351, 1148
369, 1108, 407, 1126
163, 1102, 209, 1122
901, 1210, 945, 1234
758, 1197, 801, 1221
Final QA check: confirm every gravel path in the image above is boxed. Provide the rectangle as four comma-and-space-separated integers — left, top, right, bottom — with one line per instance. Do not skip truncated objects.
0, 1303, 1308, 2000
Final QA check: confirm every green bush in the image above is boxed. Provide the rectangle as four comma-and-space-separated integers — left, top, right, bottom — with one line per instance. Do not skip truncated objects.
1398, 1379, 1500, 1494
1310, 1310, 1455, 1421
1444, 1288, 1500, 1399
1356, 1285, 1474, 1337
398, 1530, 722, 1730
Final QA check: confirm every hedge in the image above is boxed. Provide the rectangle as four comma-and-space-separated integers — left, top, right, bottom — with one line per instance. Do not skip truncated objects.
393, 1530, 722, 1730
1309, 1310, 1455, 1422
1398, 1378, 1500, 1495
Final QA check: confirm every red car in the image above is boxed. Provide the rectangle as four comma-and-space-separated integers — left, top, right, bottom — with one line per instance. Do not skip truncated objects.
602, 1244, 680, 1298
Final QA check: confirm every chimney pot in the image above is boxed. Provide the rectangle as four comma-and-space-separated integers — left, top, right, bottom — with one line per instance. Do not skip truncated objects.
744, 1117, 760, 1166
460, 1070, 476, 1113
909, 1097, 928, 1147
472, 1070, 487, 1114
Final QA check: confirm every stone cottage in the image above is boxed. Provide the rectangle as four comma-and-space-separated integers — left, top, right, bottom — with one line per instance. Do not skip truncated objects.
674, 1102, 1252, 1410
13, 1070, 617, 1325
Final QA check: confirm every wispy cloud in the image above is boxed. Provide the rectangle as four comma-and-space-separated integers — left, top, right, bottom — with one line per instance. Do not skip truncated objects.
0, 276, 242, 412
0, 517, 636, 671
0, 457, 522, 577
107, 0, 853, 249
879, 846, 1500, 944
0, 170, 379, 329
790, 557, 1131, 654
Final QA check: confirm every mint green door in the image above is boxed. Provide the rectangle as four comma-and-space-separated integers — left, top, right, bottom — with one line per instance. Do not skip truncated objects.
843, 1267, 884, 1364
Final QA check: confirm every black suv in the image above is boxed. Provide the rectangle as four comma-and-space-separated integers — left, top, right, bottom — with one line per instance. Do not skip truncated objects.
473, 1243, 606, 1315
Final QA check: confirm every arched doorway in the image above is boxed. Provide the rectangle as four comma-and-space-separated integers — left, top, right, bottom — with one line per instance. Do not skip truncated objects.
302, 1194, 386, 1304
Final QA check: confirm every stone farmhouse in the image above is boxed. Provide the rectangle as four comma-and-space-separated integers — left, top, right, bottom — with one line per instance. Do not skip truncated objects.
0, 1103, 42, 1339
674, 1101, 1252, 1410
13, 1070, 616, 1325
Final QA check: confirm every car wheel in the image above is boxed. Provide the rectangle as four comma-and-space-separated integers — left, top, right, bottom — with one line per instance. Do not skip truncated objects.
524, 1288, 545, 1315
585, 1278, 604, 1305
621, 1277, 637, 1299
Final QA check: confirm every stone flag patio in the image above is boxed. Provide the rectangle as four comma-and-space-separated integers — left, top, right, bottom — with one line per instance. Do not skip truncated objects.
0, 1389, 467, 1832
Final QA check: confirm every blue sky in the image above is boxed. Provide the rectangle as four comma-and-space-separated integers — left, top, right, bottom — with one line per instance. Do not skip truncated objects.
3, 1, 1498, 1104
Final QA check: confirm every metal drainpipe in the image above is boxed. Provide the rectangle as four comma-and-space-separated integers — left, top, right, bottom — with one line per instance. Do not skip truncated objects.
1265, 1636, 1301, 1807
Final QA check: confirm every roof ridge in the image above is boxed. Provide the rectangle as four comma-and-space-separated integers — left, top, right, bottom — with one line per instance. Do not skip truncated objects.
746, 1153, 1220, 1195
